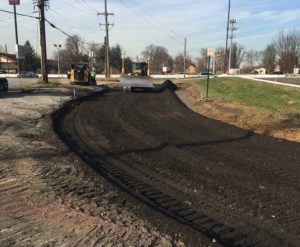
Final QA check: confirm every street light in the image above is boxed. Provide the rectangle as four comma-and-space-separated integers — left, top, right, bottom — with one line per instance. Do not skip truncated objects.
54, 44, 61, 77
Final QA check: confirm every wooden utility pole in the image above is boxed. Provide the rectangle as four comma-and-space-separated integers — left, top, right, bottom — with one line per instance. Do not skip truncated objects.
224, 0, 231, 73
98, 0, 113, 78
5, 45, 10, 72
104, 0, 110, 78
184, 37, 186, 78
37, 0, 48, 83
104, 36, 107, 76
8, 0, 20, 74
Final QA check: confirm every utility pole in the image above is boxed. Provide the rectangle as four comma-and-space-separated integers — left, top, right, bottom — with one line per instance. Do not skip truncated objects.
121, 51, 126, 76
224, 0, 231, 73
206, 48, 213, 98
98, 0, 113, 78
13, 4, 19, 74
228, 19, 237, 74
5, 45, 10, 72
184, 37, 187, 78
54, 44, 61, 77
8, 0, 20, 74
35, 0, 48, 83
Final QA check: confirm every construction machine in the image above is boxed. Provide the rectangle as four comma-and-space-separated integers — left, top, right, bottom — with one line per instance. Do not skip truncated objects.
120, 62, 154, 92
70, 63, 93, 85
0, 78, 8, 96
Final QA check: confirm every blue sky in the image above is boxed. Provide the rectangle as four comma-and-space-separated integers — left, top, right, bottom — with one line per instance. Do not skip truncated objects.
0, 0, 299, 60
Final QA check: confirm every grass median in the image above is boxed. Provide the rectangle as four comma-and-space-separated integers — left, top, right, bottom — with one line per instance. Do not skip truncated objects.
192, 77, 300, 116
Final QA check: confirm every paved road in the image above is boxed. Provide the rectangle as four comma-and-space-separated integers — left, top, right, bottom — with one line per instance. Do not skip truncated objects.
55, 88, 300, 246
250, 77, 300, 87
5, 78, 40, 88
262, 77, 300, 86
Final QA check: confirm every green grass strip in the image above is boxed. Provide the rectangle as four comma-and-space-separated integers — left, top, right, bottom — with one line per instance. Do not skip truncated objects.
192, 77, 300, 114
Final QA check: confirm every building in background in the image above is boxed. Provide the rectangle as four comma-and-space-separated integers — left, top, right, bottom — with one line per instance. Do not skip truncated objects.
0, 52, 17, 73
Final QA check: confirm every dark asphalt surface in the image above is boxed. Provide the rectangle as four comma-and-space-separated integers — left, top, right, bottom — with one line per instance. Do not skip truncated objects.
56, 88, 300, 246
258, 77, 300, 86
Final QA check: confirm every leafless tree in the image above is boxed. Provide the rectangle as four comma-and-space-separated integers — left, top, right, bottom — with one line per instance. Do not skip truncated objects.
196, 48, 208, 72
55, 35, 88, 73
242, 49, 261, 73
261, 43, 276, 73
174, 53, 192, 73
230, 43, 245, 69
141, 45, 173, 73
214, 47, 225, 73
65, 35, 87, 63
274, 30, 300, 73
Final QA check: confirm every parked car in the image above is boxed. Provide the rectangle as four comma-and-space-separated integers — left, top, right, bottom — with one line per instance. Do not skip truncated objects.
17, 71, 39, 78
0, 78, 8, 96
175, 72, 186, 78
199, 72, 215, 78
270, 71, 283, 75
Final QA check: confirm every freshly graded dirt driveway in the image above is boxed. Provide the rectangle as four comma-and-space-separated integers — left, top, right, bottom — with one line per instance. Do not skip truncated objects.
55, 88, 300, 246
0, 89, 203, 247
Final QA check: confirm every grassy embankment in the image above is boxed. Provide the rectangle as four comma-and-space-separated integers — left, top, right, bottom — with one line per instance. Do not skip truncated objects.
192, 77, 300, 119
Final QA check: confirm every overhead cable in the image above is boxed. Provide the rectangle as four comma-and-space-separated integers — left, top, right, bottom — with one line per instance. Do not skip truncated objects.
0, 8, 39, 19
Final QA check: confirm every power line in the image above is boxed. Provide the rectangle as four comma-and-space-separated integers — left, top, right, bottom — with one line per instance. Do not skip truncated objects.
128, 0, 184, 40
0, 9, 39, 19
0, 8, 95, 40
71, 0, 96, 14
45, 18, 102, 46
48, 9, 94, 30
81, 0, 97, 12
117, 0, 182, 44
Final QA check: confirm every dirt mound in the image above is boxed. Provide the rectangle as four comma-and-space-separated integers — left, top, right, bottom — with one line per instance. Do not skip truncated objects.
155, 79, 178, 92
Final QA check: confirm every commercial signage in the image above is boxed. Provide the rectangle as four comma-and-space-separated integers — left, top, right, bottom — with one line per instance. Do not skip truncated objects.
15, 45, 25, 60
9, 0, 20, 5
207, 48, 214, 57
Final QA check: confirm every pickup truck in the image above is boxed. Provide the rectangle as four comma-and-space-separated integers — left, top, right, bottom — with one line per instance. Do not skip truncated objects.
0, 78, 8, 96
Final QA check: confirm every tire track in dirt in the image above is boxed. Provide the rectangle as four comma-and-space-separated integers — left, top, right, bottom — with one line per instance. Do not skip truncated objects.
1, 91, 189, 246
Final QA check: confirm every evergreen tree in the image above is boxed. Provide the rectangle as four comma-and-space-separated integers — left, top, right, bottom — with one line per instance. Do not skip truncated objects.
24, 41, 38, 72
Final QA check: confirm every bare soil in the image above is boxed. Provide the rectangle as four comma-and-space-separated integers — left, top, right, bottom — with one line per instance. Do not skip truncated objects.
0, 82, 299, 246
56, 87, 300, 246
0, 89, 212, 246
176, 82, 300, 143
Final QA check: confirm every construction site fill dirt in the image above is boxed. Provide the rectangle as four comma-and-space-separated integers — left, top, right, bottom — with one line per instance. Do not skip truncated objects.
0, 89, 216, 246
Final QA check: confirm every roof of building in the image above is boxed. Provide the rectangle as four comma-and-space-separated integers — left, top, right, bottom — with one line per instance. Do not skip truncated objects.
0, 52, 17, 62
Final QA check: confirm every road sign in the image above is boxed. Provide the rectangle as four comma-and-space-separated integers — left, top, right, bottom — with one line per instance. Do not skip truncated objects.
9, 0, 20, 5
207, 48, 214, 56
16, 45, 25, 60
